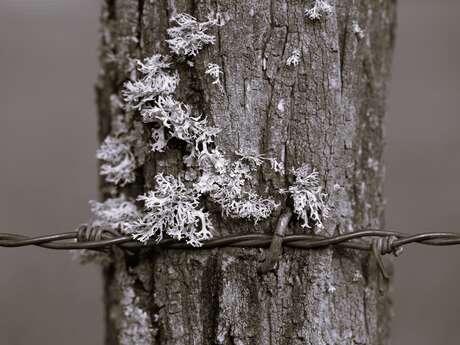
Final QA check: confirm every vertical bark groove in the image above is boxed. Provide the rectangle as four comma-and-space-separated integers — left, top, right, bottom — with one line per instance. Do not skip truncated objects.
97, 0, 397, 344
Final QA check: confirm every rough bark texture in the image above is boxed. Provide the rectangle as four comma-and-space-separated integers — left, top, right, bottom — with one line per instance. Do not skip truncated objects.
96, 0, 396, 344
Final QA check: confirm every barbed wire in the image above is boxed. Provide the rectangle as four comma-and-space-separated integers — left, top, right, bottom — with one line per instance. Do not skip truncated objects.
3, 221, 460, 276
2, 225, 460, 251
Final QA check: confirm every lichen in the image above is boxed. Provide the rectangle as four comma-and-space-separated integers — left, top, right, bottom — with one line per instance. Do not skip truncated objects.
326, 282, 336, 294
123, 174, 213, 247
145, 95, 221, 160
205, 63, 223, 88
277, 99, 286, 113
74, 196, 141, 265
304, 0, 332, 20
195, 153, 280, 223
352, 270, 363, 282
122, 54, 179, 111
97, 136, 137, 186
367, 157, 379, 172
112, 257, 154, 345
89, 195, 140, 232
166, 12, 223, 57
286, 49, 301, 66
352, 21, 365, 40
285, 164, 329, 230
118, 291, 153, 345
96, 120, 147, 186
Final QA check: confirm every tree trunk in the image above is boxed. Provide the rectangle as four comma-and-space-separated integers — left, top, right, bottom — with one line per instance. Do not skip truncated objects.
96, 0, 396, 344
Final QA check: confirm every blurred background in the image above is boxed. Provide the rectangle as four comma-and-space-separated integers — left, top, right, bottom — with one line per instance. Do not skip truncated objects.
0, 0, 459, 344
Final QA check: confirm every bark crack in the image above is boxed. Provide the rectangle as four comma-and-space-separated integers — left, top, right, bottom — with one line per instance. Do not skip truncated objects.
137, 0, 145, 51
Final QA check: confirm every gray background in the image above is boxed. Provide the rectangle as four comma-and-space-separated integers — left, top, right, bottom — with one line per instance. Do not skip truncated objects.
0, 0, 459, 344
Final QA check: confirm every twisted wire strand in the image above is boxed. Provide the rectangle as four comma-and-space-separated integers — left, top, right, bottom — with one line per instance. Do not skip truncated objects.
2, 228, 460, 253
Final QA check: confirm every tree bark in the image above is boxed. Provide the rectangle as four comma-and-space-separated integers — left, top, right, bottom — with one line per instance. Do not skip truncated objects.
96, 0, 396, 344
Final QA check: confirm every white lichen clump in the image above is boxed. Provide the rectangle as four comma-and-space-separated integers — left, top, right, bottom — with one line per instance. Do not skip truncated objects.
96, 119, 147, 186
305, 0, 332, 20
117, 274, 154, 345
352, 270, 363, 282
122, 55, 178, 111
205, 63, 223, 87
119, 290, 153, 345
286, 164, 329, 229
146, 95, 220, 160
326, 282, 336, 294
196, 155, 280, 223
96, 55, 179, 186
120, 53, 221, 164
286, 49, 301, 66
236, 150, 284, 174
97, 136, 137, 186
89, 195, 140, 232
352, 21, 365, 40
166, 13, 222, 57
124, 174, 213, 247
